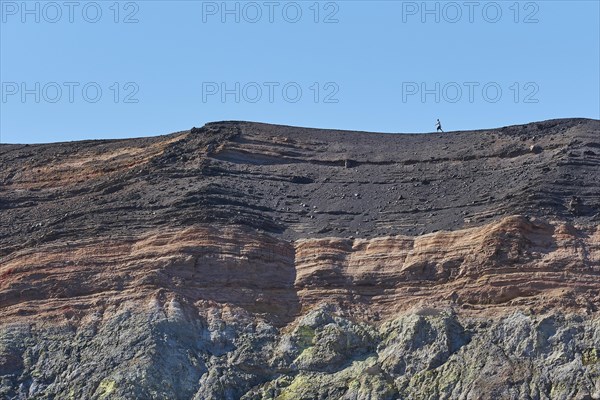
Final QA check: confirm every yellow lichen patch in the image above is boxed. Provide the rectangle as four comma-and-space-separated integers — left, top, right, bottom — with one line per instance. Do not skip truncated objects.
97, 379, 117, 398
275, 374, 312, 400
295, 325, 315, 349
582, 348, 600, 365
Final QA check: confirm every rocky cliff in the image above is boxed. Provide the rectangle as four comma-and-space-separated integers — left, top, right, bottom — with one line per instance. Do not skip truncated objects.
1, 118, 599, 399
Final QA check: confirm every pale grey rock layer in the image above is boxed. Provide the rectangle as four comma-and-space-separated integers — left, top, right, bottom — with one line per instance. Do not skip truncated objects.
1, 301, 599, 400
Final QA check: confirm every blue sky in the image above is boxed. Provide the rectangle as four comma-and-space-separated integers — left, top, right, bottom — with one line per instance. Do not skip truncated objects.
1, 0, 599, 143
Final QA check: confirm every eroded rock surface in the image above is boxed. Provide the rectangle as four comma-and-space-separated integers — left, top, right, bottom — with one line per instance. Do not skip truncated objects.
1, 118, 599, 399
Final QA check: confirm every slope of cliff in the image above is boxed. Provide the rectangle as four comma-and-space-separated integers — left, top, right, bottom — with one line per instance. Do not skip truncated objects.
1, 118, 599, 399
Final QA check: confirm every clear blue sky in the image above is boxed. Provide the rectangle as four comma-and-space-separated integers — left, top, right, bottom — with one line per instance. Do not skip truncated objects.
1, 0, 599, 143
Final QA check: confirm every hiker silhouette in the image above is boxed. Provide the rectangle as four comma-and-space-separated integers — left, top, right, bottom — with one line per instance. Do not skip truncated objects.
436, 119, 444, 133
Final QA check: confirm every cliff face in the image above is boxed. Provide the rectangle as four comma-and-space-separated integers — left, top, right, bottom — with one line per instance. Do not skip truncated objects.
1, 118, 599, 399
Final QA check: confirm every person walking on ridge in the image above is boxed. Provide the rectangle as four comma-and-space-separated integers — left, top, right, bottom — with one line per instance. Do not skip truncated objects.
436, 119, 444, 133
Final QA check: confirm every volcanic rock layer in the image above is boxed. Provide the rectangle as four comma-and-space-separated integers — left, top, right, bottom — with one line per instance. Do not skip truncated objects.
1, 118, 599, 399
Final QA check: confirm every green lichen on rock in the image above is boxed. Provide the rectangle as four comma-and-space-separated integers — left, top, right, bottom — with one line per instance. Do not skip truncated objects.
582, 348, 600, 365
96, 379, 116, 398
271, 356, 397, 400
294, 325, 315, 349
3, 303, 600, 400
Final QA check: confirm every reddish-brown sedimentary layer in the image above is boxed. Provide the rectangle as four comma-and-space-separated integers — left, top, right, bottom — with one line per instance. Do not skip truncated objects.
1, 216, 598, 327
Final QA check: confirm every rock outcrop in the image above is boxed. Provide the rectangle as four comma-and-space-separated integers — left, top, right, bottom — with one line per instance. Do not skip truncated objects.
1, 118, 599, 399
